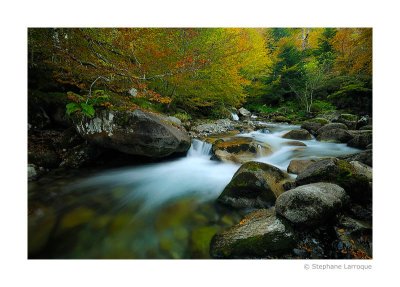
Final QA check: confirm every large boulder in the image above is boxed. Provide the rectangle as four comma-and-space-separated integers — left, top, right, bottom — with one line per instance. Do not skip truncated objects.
218, 161, 289, 208
276, 183, 348, 227
295, 158, 371, 202
210, 209, 297, 258
339, 150, 372, 167
301, 118, 329, 135
347, 131, 372, 149
316, 123, 348, 134
190, 119, 236, 137
335, 114, 358, 129
282, 129, 313, 140
212, 137, 272, 164
287, 159, 317, 174
74, 109, 191, 158
316, 128, 353, 143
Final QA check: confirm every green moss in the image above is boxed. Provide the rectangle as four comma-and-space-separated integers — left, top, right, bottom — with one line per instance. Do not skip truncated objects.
310, 117, 330, 125
340, 114, 358, 121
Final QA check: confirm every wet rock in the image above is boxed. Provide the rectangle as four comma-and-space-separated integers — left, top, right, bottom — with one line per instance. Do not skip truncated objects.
218, 161, 289, 208
350, 161, 372, 181
272, 115, 291, 123
347, 131, 372, 149
295, 158, 371, 203
316, 123, 348, 134
282, 129, 313, 140
189, 226, 219, 259
191, 119, 236, 137
301, 121, 324, 135
210, 209, 297, 258
275, 183, 348, 227
339, 149, 372, 167
282, 141, 307, 147
73, 109, 191, 158
212, 137, 272, 164
316, 128, 353, 143
287, 159, 317, 174
336, 114, 358, 129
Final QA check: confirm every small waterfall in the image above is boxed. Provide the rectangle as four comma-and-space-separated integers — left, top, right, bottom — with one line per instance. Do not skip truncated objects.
231, 113, 239, 121
187, 139, 213, 157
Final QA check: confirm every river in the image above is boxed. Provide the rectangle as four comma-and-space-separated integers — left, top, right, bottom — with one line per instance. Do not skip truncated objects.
28, 122, 361, 259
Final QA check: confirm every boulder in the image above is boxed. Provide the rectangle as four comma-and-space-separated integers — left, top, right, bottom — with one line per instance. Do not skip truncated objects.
218, 161, 289, 208
275, 183, 348, 227
74, 109, 191, 158
350, 161, 372, 181
295, 158, 371, 202
339, 150, 372, 167
191, 119, 236, 137
301, 121, 324, 135
359, 125, 372, 131
282, 129, 313, 140
347, 131, 372, 149
336, 114, 358, 129
28, 164, 38, 181
283, 141, 307, 147
316, 128, 353, 143
210, 209, 297, 258
212, 137, 272, 164
238, 107, 251, 117
272, 115, 291, 123
316, 123, 348, 134
287, 159, 317, 174
356, 115, 371, 129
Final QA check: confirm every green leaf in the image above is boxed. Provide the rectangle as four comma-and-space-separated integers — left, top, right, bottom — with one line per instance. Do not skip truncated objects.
66, 103, 81, 115
80, 103, 95, 118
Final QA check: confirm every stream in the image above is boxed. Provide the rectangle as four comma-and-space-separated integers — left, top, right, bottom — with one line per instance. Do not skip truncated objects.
28, 122, 361, 259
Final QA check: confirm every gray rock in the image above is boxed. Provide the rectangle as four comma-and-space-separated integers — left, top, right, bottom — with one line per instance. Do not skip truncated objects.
218, 161, 289, 208
210, 209, 297, 258
347, 131, 372, 149
295, 158, 371, 203
316, 123, 348, 134
287, 159, 317, 174
73, 109, 191, 158
238, 107, 251, 117
167, 116, 182, 126
28, 164, 37, 181
275, 183, 348, 227
336, 114, 358, 129
282, 129, 313, 140
350, 161, 372, 181
339, 150, 372, 167
316, 128, 353, 143
301, 121, 324, 135
359, 125, 372, 131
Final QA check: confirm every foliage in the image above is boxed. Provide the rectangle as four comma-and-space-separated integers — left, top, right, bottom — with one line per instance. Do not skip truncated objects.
65, 90, 112, 118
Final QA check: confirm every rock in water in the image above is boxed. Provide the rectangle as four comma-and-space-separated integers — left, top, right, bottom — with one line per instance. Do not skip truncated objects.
210, 209, 297, 258
347, 131, 372, 149
275, 183, 348, 227
296, 158, 371, 203
287, 159, 316, 174
282, 129, 313, 140
316, 128, 353, 143
212, 137, 272, 164
217, 161, 289, 208
73, 109, 191, 158
316, 123, 348, 134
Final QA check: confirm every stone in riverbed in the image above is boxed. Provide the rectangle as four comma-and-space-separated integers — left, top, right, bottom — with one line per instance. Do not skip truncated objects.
212, 137, 272, 164
339, 149, 372, 167
217, 161, 289, 208
347, 131, 372, 149
283, 141, 307, 147
295, 158, 371, 203
275, 183, 348, 227
316, 123, 348, 134
287, 159, 317, 174
316, 128, 353, 143
282, 129, 313, 140
73, 109, 191, 158
210, 209, 297, 258
238, 107, 251, 117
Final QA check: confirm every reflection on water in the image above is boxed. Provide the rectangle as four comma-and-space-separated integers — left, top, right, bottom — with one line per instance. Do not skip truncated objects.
28, 122, 361, 259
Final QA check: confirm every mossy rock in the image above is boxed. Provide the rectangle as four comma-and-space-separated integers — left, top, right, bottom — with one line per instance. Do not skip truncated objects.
210, 209, 297, 258
316, 128, 353, 143
282, 129, 313, 140
273, 115, 291, 123
296, 158, 371, 202
310, 117, 330, 125
218, 161, 290, 208
339, 114, 358, 122
189, 226, 219, 259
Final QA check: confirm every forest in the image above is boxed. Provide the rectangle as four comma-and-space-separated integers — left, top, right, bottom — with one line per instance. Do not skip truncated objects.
28, 28, 372, 260
28, 28, 372, 121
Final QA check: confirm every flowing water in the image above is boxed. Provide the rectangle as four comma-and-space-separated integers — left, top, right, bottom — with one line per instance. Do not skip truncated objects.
28, 122, 361, 259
